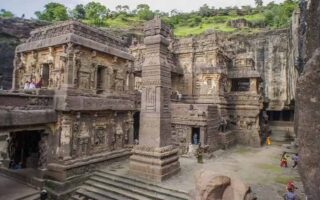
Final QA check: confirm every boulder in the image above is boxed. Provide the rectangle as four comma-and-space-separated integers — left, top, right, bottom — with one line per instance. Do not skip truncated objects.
194, 170, 254, 200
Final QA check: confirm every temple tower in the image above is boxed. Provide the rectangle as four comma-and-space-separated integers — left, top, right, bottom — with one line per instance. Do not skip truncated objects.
129, 17, 180, 182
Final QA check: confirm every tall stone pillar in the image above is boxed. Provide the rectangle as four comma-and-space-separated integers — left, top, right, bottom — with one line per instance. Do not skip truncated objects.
129, 17, 180, 182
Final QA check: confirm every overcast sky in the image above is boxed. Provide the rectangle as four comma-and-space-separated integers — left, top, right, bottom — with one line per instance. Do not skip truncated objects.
1, 0, 285, 19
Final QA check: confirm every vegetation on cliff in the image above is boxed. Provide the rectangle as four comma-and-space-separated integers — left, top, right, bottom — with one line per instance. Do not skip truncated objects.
1, 0, 298, 37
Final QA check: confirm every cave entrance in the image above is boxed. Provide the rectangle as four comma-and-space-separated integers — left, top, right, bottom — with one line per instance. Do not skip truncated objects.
192, 127, 200, 145
8, 130, 42, 169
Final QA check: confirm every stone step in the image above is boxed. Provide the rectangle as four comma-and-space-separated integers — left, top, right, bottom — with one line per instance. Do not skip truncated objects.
95, 170, 189, 199
16, 192, 40, 200
80, 184, 142, 200
85, 180, 152, 200
0, 167, 44, 188
90, 175, 184, 200
74, 188, 117, 200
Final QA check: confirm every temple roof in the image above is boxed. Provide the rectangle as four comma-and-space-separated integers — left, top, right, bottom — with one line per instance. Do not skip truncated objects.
16, 20, 133, 61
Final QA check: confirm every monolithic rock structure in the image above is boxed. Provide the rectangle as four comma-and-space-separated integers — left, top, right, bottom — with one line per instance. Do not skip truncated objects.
296, 0, 320, 199
131, 25, 296, 152
0, 13, 302, 198
0, 20, 137, 198
129, 17, 180, 182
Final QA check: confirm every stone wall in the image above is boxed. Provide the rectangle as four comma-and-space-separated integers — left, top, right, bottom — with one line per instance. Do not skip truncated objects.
171, 29, 294, 111
296, 0, 320, 199
53, 111, 133, 162
0, 18, 47, 90
14, 45, 131, 92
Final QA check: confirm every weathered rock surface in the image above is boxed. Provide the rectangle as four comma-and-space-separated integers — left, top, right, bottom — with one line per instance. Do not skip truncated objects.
296, 0, 320, 199
0, 18, 47, 90
193, 170, 254, 200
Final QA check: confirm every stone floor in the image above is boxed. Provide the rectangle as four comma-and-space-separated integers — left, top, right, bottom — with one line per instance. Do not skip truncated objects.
104, 144, 305, 200
0, 174, 39, 200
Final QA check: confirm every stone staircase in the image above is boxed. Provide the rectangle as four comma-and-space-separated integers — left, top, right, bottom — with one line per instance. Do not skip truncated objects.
17, 192, 40, 200
71, 170, 190, 200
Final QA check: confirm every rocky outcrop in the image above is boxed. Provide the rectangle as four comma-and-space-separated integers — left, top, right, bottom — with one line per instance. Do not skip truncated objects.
296, 0, 320, 199
0, 18, 47, 90
193, 170, 255, 200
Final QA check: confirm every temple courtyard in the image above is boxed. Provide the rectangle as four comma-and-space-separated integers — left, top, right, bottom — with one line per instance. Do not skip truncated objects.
97, 144, 304, 200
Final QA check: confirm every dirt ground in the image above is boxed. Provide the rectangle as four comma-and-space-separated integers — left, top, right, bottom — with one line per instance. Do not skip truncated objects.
107, 144, 305, 200
161, 144, 304, 200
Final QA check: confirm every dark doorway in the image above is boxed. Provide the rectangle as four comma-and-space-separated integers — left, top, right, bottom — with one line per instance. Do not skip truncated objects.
231, 78, 250, 92
96, 66, 105, 94
192, 127, 200, 145
133, 112, 140, 141
9, 131, 42, 169
41, 64, 50, 87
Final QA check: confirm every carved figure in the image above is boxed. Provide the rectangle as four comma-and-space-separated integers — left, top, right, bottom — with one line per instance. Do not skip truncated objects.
38, 136, 48, 169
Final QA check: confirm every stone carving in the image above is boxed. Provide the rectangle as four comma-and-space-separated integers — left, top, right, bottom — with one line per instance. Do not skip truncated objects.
145, 87, 156, 111
38, 136, 48, 169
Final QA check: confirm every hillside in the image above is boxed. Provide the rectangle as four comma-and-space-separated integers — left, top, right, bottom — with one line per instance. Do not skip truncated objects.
0, 0, 298, 38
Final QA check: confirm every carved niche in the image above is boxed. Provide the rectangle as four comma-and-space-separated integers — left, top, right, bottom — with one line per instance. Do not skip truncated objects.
145, 86, 156, 111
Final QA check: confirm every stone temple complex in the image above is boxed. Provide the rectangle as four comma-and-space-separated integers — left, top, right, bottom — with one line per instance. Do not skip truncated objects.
0, 0, 319, 199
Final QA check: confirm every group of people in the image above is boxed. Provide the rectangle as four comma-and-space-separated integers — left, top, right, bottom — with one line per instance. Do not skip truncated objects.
24, 79, 42, 89
280, 152, 300, 200
280, 152, 299, 168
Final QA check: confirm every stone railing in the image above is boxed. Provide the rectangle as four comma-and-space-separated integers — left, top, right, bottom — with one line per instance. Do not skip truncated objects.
0, 90, 54, 110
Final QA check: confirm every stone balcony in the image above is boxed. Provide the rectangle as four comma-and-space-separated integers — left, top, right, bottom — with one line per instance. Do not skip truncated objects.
0, 90, 56, 127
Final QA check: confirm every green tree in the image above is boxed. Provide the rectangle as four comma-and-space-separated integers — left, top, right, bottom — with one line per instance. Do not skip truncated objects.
35, 3, 69, 21
72, 4, 85, 20
0, 9, 14, 18
84, 2, 109, 25
136, 4, 154, 20
255, 0, 264, 7
199, 4, 213, 17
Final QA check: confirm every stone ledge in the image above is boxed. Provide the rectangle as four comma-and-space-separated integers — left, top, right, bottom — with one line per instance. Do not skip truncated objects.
0, 109, 57, 127
16, 33, 134, 61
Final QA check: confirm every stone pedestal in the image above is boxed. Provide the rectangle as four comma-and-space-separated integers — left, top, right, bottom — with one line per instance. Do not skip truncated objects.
129, 17, 180, 182
129, 145, 180, 182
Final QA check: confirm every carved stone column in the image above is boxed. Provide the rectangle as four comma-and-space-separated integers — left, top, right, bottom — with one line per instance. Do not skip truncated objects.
129, 17, 180, 182
61, 43, 75, 89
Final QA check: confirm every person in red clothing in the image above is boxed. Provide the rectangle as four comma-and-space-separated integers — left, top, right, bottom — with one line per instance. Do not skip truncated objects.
280, 152, 288, 168
286, 180, 297, 192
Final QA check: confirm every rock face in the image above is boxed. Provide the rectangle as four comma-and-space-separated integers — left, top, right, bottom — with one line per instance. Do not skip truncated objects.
194, 170, 253, 200
0, 18, 47, 90
296, 0, 320, 199
173, 29, 294, 111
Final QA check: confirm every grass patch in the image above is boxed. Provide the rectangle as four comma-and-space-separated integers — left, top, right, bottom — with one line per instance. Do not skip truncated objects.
274, 175, 300, 185
234, 146, 252, 155
255, 163, 282, 174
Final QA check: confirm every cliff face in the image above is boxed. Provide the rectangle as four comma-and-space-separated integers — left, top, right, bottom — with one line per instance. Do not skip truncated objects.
0, 18, 47, 89
171, 29, 296, 111
296, 0, 320, 199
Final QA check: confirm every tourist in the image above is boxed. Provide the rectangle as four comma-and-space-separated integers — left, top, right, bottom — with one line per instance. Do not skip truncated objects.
193, 133, 199, 145
286, 180, 297, 192
29, 80, 36, 89
266, 136, 271, 145
36, 77, 42, 88
40, 189, 48, 200
196, 143, 203, 164
292, 153, 299, 168
280, 152, 288, 168
284, 188, 297, 200
24, 81, 30, 89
